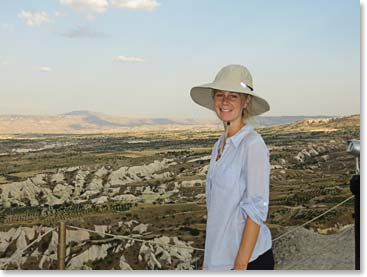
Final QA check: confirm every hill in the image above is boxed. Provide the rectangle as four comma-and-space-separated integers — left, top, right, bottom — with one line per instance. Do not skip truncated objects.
260, 114, 359, 134
0, 111, 342, 135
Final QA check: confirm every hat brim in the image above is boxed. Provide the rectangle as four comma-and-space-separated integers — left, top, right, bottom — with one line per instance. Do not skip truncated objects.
190, 81, 270, 116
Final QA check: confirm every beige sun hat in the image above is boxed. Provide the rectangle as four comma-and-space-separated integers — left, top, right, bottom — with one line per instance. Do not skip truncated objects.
190, 64, 270, 116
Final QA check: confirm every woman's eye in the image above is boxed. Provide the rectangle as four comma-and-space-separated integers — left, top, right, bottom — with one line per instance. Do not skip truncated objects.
229, 95, 238, 99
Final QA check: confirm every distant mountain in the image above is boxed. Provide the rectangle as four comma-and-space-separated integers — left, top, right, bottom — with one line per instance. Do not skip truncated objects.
250, 115, 334, 127
260, 114, 360, 134
82, 115, 123, 127
63, 110, 97, 116
0, 111, 357, 135
63, 110, 122, 127
64, 111, 206, 128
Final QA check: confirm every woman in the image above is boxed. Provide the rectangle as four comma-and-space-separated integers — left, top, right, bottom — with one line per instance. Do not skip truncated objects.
190, 64, 274, 270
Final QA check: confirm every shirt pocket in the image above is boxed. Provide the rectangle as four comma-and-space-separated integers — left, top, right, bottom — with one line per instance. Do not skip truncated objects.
212, 165, 240, 192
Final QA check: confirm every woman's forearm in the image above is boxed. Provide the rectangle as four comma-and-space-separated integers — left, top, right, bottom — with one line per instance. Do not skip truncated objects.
233, 217, 260, 270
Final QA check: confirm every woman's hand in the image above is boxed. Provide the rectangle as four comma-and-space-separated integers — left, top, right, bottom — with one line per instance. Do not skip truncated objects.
233, 256, 248, 270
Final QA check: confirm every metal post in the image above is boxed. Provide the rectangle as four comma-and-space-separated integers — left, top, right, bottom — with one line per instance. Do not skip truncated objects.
57, 221, 66, 270
350, 174, 360, 270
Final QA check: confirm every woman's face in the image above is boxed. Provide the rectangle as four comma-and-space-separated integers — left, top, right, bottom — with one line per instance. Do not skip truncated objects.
213, 90, 246, 123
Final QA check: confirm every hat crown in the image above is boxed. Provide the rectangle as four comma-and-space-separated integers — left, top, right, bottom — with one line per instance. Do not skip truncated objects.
214, 64, 253, 88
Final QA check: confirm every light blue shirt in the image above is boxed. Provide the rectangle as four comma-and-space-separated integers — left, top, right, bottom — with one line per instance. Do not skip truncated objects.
203, 123, 272, 270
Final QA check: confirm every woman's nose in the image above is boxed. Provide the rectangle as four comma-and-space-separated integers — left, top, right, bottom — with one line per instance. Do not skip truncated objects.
222, 96, 230, 104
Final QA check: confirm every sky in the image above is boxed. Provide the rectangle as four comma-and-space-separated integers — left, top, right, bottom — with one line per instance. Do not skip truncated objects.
0, 0, 361, 119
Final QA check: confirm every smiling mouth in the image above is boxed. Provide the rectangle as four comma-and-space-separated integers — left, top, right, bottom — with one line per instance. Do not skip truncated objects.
220, 108, 232, 112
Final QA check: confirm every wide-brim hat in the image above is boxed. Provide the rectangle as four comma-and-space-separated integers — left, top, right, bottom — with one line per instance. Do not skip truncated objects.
190, 64, 270, 116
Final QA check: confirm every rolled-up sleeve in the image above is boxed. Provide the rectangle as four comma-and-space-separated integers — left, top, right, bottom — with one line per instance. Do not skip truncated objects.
240, 139, 270, 225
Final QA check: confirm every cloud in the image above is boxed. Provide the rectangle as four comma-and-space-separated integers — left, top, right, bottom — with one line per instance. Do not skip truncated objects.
110, 0, 160, 11
59, 0, 160, 20
54, 11, 67, 17
39, 66, 52, 72
113, 55, 145, 63
60, 0, 108, 19
18, 11, 51, 27
59, 25, 108, 38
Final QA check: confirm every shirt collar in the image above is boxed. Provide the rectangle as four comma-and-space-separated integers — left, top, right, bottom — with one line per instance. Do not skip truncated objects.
227, 123, 254, 148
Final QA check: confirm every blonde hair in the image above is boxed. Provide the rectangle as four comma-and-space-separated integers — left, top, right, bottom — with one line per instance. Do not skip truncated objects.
239, 93, 252, 120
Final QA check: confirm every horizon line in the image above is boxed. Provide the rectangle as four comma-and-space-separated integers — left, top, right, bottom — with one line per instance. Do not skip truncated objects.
0, 111, 361, 119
